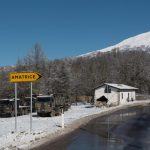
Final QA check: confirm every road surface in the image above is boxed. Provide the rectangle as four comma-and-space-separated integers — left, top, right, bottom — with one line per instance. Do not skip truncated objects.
32, 105, 150, 150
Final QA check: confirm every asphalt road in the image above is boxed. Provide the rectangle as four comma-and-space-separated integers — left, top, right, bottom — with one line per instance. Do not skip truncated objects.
32, 105, 150, 150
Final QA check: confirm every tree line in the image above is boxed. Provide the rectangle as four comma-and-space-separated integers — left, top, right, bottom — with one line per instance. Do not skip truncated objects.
0, 43, 150, 101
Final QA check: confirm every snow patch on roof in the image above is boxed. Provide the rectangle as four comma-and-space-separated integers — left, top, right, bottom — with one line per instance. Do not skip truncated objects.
105, 83, 138, 90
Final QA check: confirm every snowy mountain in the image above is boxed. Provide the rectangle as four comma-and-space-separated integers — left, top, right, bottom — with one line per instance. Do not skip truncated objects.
79, 31, 150, 57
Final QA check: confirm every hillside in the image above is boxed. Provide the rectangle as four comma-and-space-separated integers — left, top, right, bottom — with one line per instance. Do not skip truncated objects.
79, 31, 150, 57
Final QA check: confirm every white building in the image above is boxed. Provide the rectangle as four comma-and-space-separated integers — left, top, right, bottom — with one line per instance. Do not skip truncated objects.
94, 83, 138, 106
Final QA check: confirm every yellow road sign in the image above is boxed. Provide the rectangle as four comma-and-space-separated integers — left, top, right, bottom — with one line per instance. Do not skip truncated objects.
10, 72, 42, 82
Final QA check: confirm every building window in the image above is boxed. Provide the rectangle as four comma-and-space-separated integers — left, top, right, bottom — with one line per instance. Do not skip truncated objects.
122, 93, 123, 99
104, 86, 111, 93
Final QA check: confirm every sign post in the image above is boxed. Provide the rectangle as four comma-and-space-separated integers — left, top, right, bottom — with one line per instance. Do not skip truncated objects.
10, 72, 42, 83
15, 83, 17, 132
9, 72, 42, 132
30, 82, 33, 132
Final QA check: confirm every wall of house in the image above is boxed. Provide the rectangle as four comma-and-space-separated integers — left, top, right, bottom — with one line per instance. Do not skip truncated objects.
94, 85, 119, 105
119, 91, 136, 104
94, 85, 136, 106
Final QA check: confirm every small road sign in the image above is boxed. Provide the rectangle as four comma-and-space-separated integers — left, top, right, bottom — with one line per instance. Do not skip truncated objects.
10, 72, 42, 82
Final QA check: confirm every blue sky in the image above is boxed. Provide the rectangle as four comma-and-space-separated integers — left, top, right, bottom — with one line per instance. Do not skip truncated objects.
0, 0, 150, 66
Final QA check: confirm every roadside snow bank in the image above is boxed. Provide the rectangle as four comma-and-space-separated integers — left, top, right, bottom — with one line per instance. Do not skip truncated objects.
0, 100, 149, 150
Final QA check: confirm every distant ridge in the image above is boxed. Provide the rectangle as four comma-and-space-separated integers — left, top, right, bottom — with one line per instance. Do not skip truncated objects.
79, 31, 150, 57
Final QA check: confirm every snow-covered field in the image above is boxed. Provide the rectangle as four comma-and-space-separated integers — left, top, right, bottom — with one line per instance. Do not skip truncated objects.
0, 101, 149, 150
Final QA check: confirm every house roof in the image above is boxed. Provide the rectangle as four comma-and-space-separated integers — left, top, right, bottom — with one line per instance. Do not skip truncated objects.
95, 83, 138, 90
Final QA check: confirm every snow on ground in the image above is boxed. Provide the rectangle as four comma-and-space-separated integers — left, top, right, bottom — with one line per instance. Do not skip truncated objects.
0, 101, 149, 150
0, 103, 102, 150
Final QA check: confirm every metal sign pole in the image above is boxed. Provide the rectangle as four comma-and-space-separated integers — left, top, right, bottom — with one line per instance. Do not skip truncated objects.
15, 83, 17, 132
30, 82, 33, 132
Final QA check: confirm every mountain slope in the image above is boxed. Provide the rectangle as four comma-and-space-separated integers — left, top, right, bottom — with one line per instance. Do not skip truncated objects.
79, 31, 150, 57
